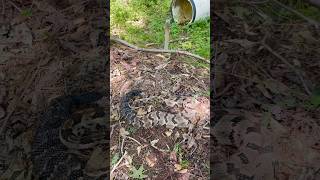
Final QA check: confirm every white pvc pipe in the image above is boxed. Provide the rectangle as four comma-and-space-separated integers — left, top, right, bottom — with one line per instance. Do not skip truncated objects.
171, 0, 210, 25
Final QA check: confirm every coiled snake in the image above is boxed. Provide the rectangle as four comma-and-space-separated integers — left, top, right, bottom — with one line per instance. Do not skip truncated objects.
119, 89, 196, 130
31, 92, 107, 180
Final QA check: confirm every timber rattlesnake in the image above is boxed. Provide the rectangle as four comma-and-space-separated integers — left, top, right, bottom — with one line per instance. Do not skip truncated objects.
31, 92, 107, 180
119, 89, 199, 130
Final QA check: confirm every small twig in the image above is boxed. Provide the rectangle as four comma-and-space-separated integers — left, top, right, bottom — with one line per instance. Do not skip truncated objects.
126, 136, 142, 146
215, 70, 309, 99
110, 151, 128, 179
110, 124, 116, 137
145, 37, 190, 47
164, 19, 171, 50
215, 82, 236, 98
8, 0, 21, 12
0, 101, 16, 135
120, 137, 125, 155
271, 0, 319, 28
261, 41, 312, 95
111, 36, 209, 63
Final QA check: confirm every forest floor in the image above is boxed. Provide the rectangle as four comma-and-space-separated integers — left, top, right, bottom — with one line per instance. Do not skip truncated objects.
212, 1, 320, 179
0, 0, 107, 179
110, 44, 210, 179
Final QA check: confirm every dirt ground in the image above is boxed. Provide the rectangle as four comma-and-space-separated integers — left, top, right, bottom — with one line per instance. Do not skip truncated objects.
110, 44, 210, 179
0, 0, 107, 179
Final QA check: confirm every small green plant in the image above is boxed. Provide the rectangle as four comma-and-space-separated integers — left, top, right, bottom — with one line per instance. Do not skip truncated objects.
310, 89, 320, 108
202, 90, 210, 97
180, 159, 189, 169
173, 143, 190, 169
127, 126, 137, 134
21, 9, 32, 17
111, 153, 120, 166
303, 88, 320, 109
129, 165, 148, 179
173, 143, 182, 155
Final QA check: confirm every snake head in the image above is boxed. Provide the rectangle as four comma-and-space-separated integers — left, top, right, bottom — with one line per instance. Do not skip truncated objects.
119, 89, 143, 123
127, 89, 142, 97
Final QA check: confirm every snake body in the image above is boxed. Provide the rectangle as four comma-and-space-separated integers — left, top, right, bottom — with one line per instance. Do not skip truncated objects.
119, 90, 190, 129
31, 92, 106, 180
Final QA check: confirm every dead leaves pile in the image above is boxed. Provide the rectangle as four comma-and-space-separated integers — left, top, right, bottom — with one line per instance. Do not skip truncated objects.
213, 2, 320, 179
1, 0, 107, 179
110, 45, 210, 179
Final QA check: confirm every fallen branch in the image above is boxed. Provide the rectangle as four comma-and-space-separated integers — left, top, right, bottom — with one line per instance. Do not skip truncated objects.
8, 0, 21, 12
110, 36, 209, 63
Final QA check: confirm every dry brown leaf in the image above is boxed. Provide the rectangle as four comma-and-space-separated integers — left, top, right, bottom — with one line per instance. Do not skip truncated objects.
7, 23, 33, 46
119, 128, 129, 137
164, 130, 173, 137
85, 147, 107, 173
182, 97, 209, 125
176, 172, 190, 180
174, 164, 182, 171
256, 83, 272, 99
169, 151, 177, 162
34, 0, 57, 13
119, 80, 133, 96
145, 154, 157, 167
177, 169, 188, 174
137, 108, 147, 116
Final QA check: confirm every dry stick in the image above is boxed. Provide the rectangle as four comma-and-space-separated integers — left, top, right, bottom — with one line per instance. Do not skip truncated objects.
110, 151, 128, 179
0, 100, 16, 135
110, 37, 209, 63
126, 136, 142, 146
8, 0, 21, 12
271, 0, 320, 28
261, 42, 312, 95
164, 19, 171, 50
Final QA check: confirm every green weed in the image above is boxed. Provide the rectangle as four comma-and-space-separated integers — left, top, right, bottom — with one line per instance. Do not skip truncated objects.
111, 153, 120, 166
21, 9, 32, 17
129, 165, 148, 179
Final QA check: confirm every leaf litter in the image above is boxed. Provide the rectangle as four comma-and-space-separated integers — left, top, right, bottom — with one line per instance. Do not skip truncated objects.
110, 43, 210, 179
212, 1, 320, 179
0, 0, 107, 179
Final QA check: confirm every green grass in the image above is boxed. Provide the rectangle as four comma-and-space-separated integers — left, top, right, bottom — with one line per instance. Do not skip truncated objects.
110, 0, 210, 59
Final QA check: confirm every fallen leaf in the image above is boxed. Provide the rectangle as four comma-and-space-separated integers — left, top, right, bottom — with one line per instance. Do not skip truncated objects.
137, 146, 141, 156
164, 130, 173, 137
120, 127, 129, 137
174, 164, 182, 171
145, 154, 157, 167
150, 139, 159, 146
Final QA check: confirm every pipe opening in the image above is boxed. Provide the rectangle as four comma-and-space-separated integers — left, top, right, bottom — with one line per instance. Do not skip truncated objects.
171, 0, 193, 25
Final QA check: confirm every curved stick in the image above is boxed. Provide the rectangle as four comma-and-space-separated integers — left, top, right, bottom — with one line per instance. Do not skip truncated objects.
110, 36, 209, 63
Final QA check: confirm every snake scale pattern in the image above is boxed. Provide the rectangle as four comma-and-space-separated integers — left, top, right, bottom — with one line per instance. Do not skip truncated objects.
31, 57, 107, 179
119, 89, 191, 130
212, 113, 283, 180
31, 92, 107, 180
